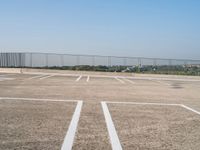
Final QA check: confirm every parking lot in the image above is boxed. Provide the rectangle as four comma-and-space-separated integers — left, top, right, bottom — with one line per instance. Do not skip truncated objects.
0, 69, 200, 150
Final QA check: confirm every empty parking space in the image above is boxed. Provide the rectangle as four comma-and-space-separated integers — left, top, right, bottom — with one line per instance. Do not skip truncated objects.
134, 78, 167, 86
23, 74, 78, 85
41, 75, 77, 84
0, 98, 82, 150
87, 76, 116, 85
104, 101, 200, 150
73, 102, 111, 150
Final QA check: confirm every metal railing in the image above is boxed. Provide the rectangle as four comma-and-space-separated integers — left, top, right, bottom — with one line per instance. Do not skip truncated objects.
0, 52, 200, 67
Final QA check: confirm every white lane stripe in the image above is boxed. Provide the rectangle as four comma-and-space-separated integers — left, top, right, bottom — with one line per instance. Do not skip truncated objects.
114, 77, 125, 84
0, 77, 14, 80
105, 101, 200, 115
0, 97, 79, 102
76, 75, 82, 82
26, 74, 47, 80
0, 74, 12, 77
181, 105, 200, 115
123, 78, 135, 84
61, 101, 83, 150
86, 76, 90, 82
101, 102, 122, 150
39, 75, 54, 80
0, 77, 14, 81
105, 101, 180, 106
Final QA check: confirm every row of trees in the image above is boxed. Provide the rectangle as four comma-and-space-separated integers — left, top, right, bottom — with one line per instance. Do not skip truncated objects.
43, 65, 200, 76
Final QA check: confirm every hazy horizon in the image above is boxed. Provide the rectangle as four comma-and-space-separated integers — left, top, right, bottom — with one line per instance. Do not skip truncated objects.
0, 0, 200, 60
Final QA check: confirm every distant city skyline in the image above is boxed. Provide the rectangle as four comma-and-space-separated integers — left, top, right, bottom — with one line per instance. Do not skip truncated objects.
0, 0, 200, 60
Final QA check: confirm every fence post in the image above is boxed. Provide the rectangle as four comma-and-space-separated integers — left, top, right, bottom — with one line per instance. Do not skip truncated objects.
30, 53, 32, 67
168, 59, 172, 66
92, 56, 95, 66
61, 55, 64, 67
19, 53, 22, 67
138, 58, 141, 67
0, 53, 1, 67
123, 57, 127, 66
184, 60, 187, 66
5, 53, 8, 67
153, 59, 157, 66
45, 53, 48, 67
108, 56, 111, 66
76, 56, 80, 66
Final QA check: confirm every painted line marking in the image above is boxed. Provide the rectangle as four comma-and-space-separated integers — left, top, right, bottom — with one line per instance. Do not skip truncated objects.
26, 74, 47, 80
181, 104, 200, 115
86, 76, 90, 82
61, 101, 83, 150
76, 75, 82, 82
0, 97, 80, 102
0, 74, 13, 77
105, 101, 200, 116
101, 101, 122, 150
39, 75, 55, 80
123, 78, 135, 84
105, 101, 180, 106
0, 77, 15, 81
114, 77, 125, 84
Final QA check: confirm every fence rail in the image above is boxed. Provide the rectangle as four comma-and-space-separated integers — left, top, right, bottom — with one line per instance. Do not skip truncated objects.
0, 52, 200, 68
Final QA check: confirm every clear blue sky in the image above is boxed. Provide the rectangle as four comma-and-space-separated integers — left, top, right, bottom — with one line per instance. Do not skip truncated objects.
0, 0, 200, 59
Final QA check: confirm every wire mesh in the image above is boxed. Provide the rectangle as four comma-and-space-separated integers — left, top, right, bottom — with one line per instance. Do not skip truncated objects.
0, 52, 200, 68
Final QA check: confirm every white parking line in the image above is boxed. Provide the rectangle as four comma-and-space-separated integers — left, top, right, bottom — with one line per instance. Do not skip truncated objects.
61, 101, 83, 150
105, 101, 180, 106
114, 77, 125, 84
105, 101, 200, 116
0, 97, 80, 102
0, 74, 9, 76
76, 75, 82, 82
39, 75, 55, 80
86, 76, 90, 82
0, 77, 15, 81
26, 74, 47, 80
101, 101, 122, 150
181, 104, 200, 115
123, 78, 135, 84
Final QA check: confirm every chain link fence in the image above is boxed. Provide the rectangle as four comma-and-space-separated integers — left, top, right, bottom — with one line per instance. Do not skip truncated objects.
0, 52, 200, 68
